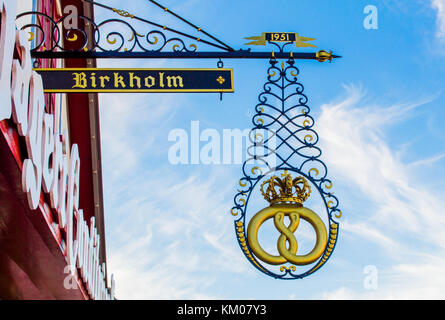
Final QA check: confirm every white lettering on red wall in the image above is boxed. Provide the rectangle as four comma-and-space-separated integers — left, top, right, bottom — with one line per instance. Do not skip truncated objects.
0, 0, 115, 300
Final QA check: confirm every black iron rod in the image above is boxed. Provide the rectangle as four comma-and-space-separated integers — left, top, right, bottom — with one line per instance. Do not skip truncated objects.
80, 0, 230, 51
147, 0, 234, 52
31, 50, 341, 60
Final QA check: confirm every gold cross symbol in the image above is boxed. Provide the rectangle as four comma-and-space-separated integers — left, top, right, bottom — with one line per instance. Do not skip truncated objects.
216, 76, 225, 85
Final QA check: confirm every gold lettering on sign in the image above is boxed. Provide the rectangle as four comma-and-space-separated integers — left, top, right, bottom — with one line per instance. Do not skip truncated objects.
166, 75, 184, 88
99, 76, 110, 88
129, 73, 141, 89
90, 73, 97, 88
72, 72, 87, 89
159, 72, 165, 88
144, 76, 156, 88
63, 69, 218, 91
114, 73, 126, 88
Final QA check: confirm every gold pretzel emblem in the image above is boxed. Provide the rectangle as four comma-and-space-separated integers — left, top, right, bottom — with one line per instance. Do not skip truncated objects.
247, 173, 327, 266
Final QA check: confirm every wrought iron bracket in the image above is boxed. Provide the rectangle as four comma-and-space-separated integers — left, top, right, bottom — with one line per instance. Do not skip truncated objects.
30, 49, 341, 61
16, 0, 341, 62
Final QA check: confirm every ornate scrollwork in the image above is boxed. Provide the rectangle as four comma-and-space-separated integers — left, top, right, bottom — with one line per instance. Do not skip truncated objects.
231, 45, 342, 279
15, 11, 202, 54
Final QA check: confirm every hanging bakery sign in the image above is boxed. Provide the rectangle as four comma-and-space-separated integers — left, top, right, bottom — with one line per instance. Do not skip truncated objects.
230, 43, 342, 280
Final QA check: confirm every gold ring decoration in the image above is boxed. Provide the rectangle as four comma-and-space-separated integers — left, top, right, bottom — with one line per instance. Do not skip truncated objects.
309, 168, 319, 177
128, 32, 144, 42
251, 166, 262, 175
254, 133, 264, 143
280, 265, 296, 272
303, 119, 311, 127
107, 37, 117, 45
67, 32, 78, 42
247, 173, 328, 266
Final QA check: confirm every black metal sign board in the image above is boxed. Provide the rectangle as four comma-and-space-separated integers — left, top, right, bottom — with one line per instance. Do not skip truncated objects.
34, 68, 234, 93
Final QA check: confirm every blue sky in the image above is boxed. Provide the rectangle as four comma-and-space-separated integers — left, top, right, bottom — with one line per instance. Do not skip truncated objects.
92, 0, 445, 299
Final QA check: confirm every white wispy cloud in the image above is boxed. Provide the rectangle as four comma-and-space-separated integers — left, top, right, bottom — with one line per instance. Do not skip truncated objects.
99, 87, 252, 299
322, 254, 445, 300
340, 221, 398, 251
99, 92, 179, 178
315, 84, 445, 299
409, 152, 445, 167
104, 169, 252, 299
432, 0, 445, 39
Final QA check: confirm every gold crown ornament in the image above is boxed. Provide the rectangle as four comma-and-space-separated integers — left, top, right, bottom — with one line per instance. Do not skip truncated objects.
260, 172, 311, 206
